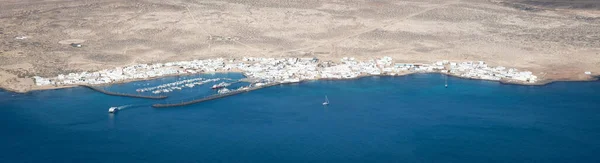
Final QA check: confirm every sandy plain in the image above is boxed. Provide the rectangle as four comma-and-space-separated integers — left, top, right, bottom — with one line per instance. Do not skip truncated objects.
0, 0, 599, 92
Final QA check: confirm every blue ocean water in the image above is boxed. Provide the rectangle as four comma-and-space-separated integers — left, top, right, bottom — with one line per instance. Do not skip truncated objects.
1, 73, 600, 162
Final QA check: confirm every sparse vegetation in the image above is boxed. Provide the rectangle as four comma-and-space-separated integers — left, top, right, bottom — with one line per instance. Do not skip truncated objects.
0, 0, 599, 92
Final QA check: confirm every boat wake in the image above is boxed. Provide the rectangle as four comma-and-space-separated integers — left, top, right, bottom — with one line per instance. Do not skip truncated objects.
109, 104, 149, 113
116, 105, 131, 110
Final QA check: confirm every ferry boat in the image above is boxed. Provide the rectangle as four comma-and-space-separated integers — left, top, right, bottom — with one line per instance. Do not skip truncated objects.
108, 107, 118, 113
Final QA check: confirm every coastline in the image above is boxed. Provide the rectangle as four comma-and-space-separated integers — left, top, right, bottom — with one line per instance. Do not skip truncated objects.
3, 71, 598, 94
2, 69, 246, 93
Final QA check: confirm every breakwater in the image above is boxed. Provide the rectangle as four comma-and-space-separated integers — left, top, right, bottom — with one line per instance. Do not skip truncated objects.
152, 83, 281, 108
79, 85, 167, 99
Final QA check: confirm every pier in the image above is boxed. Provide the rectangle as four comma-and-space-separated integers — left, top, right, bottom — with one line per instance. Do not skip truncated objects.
152, 83, 281, 108
80, 85, 167, 99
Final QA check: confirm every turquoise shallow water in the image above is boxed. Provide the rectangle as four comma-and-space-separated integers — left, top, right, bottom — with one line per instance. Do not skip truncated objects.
1, 73, 600, 162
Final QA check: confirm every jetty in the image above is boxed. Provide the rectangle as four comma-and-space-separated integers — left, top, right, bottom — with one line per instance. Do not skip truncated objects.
152, 83, 280, 108
79, 85, 167, 99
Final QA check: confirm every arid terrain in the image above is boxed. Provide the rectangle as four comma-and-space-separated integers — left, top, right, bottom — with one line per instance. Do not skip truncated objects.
1, 0, 599, 92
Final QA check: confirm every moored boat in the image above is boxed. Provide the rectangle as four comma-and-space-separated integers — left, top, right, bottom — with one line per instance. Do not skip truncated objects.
217, 88, 231, 94
211, 82, 231, 89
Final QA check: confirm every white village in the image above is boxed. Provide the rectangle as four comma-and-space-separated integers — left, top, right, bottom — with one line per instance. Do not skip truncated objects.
33, 57, 539, 93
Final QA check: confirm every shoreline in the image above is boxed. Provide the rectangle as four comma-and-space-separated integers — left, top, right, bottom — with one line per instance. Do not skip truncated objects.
2, 57, 598, 93
2, 70, 245, 94
3, 72, 598, 94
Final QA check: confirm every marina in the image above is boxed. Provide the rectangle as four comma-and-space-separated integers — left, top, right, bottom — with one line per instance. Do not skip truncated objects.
135, 78, 230, 94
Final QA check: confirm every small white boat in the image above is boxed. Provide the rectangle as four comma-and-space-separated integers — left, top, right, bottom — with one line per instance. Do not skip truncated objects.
108, 107, 118, 113
322, 96, 329, 106
445, 75, 448, 88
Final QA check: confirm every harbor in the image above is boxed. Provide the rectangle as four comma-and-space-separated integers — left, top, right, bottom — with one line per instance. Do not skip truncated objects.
27, 56, 556, 108
152, 82, 280, 108
28, 56, 564, 109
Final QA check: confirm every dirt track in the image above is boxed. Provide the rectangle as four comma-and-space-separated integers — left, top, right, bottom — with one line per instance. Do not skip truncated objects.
1, 0, 599, 92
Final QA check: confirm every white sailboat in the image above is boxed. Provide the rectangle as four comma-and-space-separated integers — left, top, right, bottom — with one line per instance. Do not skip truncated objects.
445, 75, 448, 88
322, 96, 329, 105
